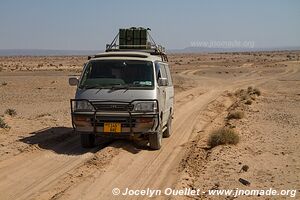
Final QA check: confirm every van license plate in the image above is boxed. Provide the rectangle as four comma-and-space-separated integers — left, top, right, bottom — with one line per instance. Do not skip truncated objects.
104, 123, 121, 133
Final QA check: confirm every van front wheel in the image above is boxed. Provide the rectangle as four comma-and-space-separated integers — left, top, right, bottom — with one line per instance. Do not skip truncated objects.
149, 131, 162, 150
163, 116, 172, 138
80, 134, 95, 148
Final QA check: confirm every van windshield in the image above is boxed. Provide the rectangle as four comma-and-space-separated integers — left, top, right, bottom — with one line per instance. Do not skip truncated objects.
79, 60, 154, 89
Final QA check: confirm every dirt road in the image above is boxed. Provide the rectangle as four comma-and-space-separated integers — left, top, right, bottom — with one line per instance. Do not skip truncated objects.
0, 53, 299, 200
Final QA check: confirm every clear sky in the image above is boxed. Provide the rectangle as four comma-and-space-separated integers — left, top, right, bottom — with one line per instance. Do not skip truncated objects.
0, 0, 299, 50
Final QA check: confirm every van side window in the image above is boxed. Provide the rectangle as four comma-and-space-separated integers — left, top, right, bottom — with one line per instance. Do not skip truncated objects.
155, 62, 172, 86
155, 62, 167, 80
155, 63, 161, 79
164, 64, 173, 86
160, 64, 167, 79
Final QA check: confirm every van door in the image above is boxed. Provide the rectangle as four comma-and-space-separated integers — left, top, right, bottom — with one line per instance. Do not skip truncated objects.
162, 64, 174, 122
155, 62, 168, 126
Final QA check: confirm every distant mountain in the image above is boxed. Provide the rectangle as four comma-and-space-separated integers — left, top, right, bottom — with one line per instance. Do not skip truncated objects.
0, 46, 300, 56
0, 49, 102, 56
168, 46, 300, 53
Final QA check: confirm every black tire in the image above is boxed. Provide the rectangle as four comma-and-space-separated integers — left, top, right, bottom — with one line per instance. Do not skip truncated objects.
163, 116, 172, 138
80, 134, 95, 148
149, 130, 162, 150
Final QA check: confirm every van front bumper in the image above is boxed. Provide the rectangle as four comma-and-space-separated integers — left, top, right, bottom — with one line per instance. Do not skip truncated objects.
70, 99, 160, 137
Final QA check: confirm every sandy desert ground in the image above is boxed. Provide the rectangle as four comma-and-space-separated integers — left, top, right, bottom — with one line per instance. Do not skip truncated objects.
0, 51, 299, 200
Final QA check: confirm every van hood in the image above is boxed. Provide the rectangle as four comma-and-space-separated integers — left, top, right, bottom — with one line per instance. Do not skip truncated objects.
75, 88, 156, 102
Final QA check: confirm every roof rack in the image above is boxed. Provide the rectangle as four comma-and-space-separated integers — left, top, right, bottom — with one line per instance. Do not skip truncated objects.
105, 27, 168, 62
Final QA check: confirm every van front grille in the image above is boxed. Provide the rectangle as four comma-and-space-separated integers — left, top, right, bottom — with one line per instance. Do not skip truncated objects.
93, 103, 134, 112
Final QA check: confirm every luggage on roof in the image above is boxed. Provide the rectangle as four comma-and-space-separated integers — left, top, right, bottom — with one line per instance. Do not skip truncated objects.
102, 27, 168, 62
119, 27, 148, 49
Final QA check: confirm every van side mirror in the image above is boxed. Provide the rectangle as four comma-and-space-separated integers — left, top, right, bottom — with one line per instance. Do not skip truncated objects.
158, 78, 168, 86
69, 77, 79, 86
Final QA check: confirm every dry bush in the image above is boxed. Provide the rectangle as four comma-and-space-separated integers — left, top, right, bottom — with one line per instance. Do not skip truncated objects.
1, 82, 8, 86
234, 89, 245, 97
235, 87, 261, 101
5, 108, 17, 117
37, 113, 51, 118
247, 86, 253, 93
241, 94, 250, 101
208, 128, 239, 148
0, 117, 10, 129
245, 99, 252, 105
227, 111, 244, 120
253, 88, 261, 96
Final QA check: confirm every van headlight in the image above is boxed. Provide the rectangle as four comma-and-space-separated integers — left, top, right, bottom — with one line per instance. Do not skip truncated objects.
133, 101, 158, 113
75, 101, 94, 111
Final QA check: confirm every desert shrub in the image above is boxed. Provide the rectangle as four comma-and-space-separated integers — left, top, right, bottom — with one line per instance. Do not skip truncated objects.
234, 89, 241, 96
253, 88, 261, 96
37, 113, 51, 118
245, 99, 252, 105
247, 86, 253, 93
5, 108, 17, 117
235, 89, 246, 97
208, 128, 239, 148
238, 87, 259, 101
241, 94, 250, 101
0, 117, 10, 129
1, 82, 7, 86
227, 111, 244, 120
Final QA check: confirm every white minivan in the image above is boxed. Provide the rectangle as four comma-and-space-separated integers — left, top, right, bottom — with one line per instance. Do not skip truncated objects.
69, 28, 174, 150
